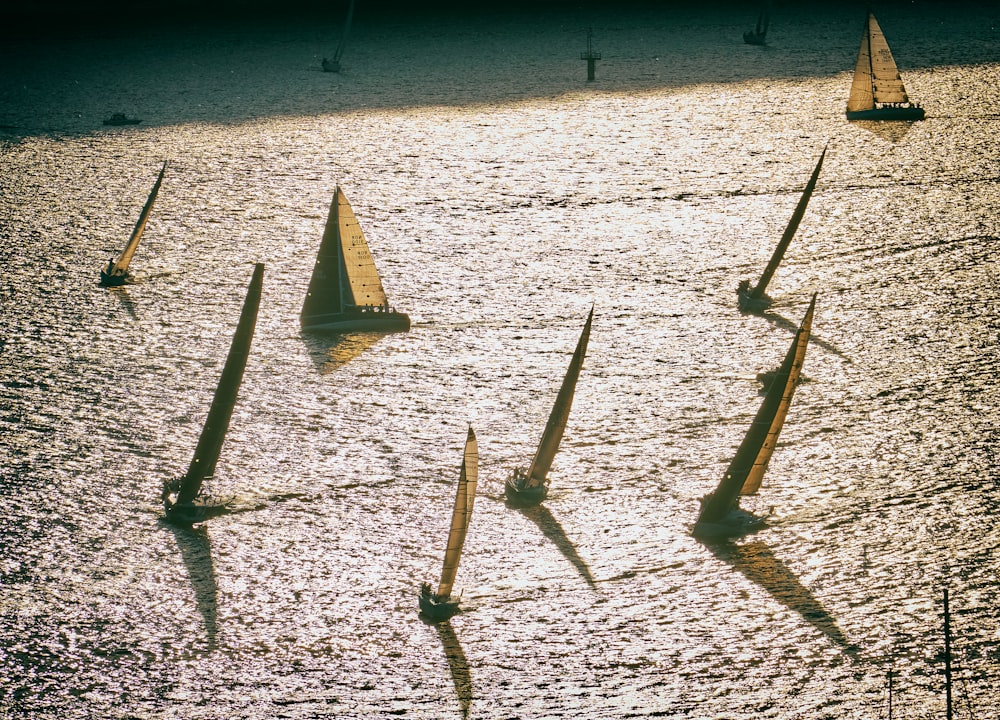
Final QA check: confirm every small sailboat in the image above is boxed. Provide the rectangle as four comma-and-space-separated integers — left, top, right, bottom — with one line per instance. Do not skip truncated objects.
505, 307, 593, 507
846, 10, 925, 121
738, 146, 826, 313
103, 113, 141, 126
419, 427, 479, 622
322, 0, 355, 72
743, 5, 769, 45
300, 186, 410, 333
693, 294, 816, 539
162, 263, 264, 526
100, 161, 167, 287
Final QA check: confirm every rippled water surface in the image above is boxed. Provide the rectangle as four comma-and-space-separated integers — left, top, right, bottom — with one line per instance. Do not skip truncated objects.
2, 4, 999, 719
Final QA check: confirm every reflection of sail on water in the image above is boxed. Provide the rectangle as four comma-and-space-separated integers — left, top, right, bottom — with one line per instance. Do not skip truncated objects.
435, 621, 472, 719
437, 428, 479, 598
176, 264, 264, 505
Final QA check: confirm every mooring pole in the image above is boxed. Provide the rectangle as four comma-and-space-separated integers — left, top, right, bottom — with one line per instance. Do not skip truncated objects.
943, 587, 953, 720
580, 27, 601, 82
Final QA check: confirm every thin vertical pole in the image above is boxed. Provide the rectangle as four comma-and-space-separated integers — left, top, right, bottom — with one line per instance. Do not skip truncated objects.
943, 588, 953, 720
887, 669, 892, 720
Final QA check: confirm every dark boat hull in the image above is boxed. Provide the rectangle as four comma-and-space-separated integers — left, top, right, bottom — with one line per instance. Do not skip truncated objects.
846, 106, 925, 121
419, 592, 460, 621
737, 284, 771, 314
743, 31, 766, 45
301, 309, 410, 333
99, 270, 127, 287
164, 497, 232, 526
321, 58, 341, 72
504, 476, 548, 506
693, 503, 768, 540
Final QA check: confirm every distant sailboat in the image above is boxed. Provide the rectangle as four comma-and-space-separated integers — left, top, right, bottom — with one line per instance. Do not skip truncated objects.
505, 307, 593, 507
162, 263, 264, 526
693, 294, 816, 539
420, 427, 479, 622
743, 5, 769, 45
100, 161, 167, 287
300, 186, 410, 333
846, 11, 925, 121
738, 146, 826, 313
322, 0, 355, 72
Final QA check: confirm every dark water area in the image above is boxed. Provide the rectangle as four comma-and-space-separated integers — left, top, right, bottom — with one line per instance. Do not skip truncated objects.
2, 1, 999, 718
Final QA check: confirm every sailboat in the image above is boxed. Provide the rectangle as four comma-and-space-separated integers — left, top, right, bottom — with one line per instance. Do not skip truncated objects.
300, 186, 410, 333
162, 263, 264, 526
693, 293, 816, 539
738, 146, 826, 313
743, 5, 769, 45
505, 306, 593, 507
419, 427, 479, 622
100, 160, 167, 287
322, 0, 355, 72
846, 11, 925, 121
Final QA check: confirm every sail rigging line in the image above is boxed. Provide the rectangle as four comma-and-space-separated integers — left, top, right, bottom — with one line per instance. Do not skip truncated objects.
176, 263, 264, 505
749, 146, 827, 301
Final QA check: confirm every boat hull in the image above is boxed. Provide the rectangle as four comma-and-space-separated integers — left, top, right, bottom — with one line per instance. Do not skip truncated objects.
693, 504, 768, 540
99, 270, 128, 287
321, 58, 341, 72
419, 592, 460, 621
301, 309, 410, 333
846, 106, 925, 121
504, 476, 548, 506
737, 284, 771, 313
164, 497, 232, 526
743, 31, 766, 45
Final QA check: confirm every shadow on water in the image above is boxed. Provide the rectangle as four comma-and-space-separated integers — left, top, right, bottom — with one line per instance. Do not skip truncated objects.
516, 503, 598, 591
756, 307, 847, 360
430, 619, 473, 720
106, 286, 139, 322
699, 538, 858, 656
301, 332, 384, 374
164, 521, 219, 651
851, 120, 916, 144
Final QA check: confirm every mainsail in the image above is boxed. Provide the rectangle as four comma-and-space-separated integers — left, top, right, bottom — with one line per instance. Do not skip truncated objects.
301, 186, 389, 324
333, 0, 355, 64
748, 147, 826, 301
437, 427, 479, 599
847, 12, 911, 113
697, 293, 816, 524
108, 160, 167, 276
524, 307, 593, 488
176, 263, 264, 504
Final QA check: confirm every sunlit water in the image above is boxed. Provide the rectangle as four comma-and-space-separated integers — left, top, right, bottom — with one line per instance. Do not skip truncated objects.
2, 4, 999, 719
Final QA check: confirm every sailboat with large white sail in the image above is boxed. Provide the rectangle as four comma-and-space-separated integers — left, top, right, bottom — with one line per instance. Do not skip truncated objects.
322, 0, 355, 72
738, 146, 826, 313
419, 427, 479, 622
693, 294, 816, 539
505, 306, 593, 507
162, 263, 264, 526
300, 186, 410, 333
100, 161, 167, 287
846, 11, 925, 121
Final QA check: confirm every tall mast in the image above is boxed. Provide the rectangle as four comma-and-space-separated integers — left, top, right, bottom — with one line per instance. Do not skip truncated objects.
943, 587, 953, 720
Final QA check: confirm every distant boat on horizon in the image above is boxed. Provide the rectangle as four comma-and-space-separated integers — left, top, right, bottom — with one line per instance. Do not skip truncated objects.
738, 146, 826, 313
846, 10, 925, 121
322, 0, 355, 72
505, 306, 593, 507
694, 294, 816, 539
743, 4, 769, 45
162, 263, 264, 526
100, 160, 167, 287
419, 427, 479, 622
300, 186, 410, 333
103, 113, 141, 126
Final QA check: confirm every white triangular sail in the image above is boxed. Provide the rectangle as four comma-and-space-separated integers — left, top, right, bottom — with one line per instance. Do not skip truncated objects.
109, 161, 167, 275
524, 307, 593, 489
336, 187, 389, 308
848, 12, 910, 112
437, 427, 478, 598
